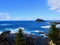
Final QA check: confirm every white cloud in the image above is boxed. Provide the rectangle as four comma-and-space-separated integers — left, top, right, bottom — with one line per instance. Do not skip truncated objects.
12, 17, 34, 21
6, 16, 11, 20
47, 0, 60, 12
0, 13, 11, 20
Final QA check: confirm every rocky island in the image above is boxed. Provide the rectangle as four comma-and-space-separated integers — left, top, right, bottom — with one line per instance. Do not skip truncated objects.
35, 18, 45, 22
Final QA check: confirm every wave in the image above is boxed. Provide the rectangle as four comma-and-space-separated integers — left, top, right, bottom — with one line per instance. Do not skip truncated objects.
56, 24, 60, 28
16, 27, 25, 30
34, 30, 44, 33
41, 24, 60, 29
0, 32, 2, 34
0, 24, 12, 26
4, 27, 25, 33
41, 25, 51, 28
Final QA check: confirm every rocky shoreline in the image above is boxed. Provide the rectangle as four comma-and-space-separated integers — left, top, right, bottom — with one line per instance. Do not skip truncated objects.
0, 31, 50, 45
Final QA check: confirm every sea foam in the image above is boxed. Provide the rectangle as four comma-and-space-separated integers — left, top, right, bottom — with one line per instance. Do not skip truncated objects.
41, 25, 51, 28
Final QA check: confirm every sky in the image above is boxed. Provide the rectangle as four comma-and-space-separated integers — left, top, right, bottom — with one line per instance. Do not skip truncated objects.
0, 0, 60, 21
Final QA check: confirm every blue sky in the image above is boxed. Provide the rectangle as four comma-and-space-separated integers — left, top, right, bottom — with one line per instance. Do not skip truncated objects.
0, 0, 60, 20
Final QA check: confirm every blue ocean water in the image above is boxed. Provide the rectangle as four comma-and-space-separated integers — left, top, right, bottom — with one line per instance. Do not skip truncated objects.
0, 21, 50, 34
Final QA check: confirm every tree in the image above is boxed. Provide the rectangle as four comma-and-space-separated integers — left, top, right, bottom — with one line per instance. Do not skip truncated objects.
48, 23, 58, 44
16, 28, 25, 45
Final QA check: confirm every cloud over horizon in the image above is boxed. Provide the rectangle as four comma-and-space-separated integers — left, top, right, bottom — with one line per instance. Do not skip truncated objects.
47, 0, 60, 12
0, 13, 11, 20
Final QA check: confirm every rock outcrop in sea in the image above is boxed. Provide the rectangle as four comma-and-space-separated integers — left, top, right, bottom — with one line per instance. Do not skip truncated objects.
36, 18, 45, 22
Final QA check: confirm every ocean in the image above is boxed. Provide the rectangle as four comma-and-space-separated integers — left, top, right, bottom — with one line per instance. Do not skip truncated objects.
0, 21, 50, 34
0, 20, 60, 37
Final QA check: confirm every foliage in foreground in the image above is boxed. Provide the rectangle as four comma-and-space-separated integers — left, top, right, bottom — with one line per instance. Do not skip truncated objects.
48, 23, 58, 43
16, 29, 25, 45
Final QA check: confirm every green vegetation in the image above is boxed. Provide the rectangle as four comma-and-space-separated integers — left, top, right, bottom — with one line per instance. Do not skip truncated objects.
16, 28, 25, 45
48, 23, 58, 44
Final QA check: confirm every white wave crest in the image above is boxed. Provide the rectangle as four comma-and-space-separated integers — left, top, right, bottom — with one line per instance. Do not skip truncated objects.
0, 24, 11, 26
16, 27, 25, 30
56, 24, 60, 28
0, 32, 2, 34
41, 25, 51, 28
